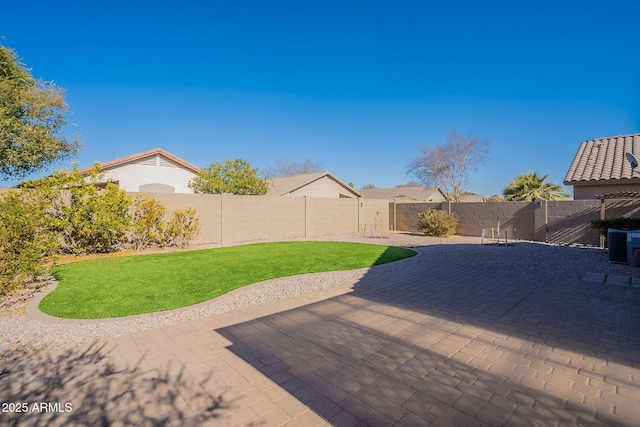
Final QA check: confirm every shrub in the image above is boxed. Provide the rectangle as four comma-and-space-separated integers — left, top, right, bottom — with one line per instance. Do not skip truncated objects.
129, 198, 200, 249
0, 190, 58, 295
130, 196, 167, 249
1, 170, 201, 297
25, 168, 133, 254
418, 209, 457, 237
164, 208, 200, 247
591, 217, 640, 237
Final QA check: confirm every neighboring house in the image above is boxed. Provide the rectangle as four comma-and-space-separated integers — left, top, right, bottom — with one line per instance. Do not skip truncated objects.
359, 186, 447, 201
266, 171, 361, 198
456, 193, 487, 202
564, 133, 640, 199
78, 148, 200, 193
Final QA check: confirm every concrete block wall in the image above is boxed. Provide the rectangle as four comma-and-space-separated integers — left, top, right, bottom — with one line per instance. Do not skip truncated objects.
545, 200, 600, 246
392, 202, 442, 232
392, 199, 640, 246
222, 195, 306, 244
359, 199, 391, 237
132, 192, 222, 246
605, 199, 640, 220
449, 201, 535, 241
307, 198, 357, 236
130, 193, 392, 246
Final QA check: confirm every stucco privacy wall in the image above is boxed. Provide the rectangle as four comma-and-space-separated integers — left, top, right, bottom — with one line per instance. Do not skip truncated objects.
131, 193, 389, 245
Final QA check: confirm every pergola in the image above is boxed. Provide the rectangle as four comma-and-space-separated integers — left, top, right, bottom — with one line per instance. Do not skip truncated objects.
593, 191, 640, 248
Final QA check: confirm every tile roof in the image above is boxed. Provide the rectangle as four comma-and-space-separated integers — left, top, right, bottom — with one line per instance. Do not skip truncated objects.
77, 148, 201, 175
358, 186, 446, 201
564, 133, 640, 184
266, 171, 361, 197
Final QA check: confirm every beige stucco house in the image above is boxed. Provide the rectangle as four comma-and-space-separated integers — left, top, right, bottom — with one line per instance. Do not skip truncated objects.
564, 133, 640, 199
359, 186, 447, 201
78, 148, 200, 193
266, 171, 361, 198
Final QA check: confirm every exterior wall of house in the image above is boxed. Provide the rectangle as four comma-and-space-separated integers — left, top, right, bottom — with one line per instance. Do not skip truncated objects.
572, 181, 640, 200
105, 163, 197, 193
287, 177, 358, 198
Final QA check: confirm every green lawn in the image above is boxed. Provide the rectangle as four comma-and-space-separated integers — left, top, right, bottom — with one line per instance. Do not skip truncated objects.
41, 241, 416, 319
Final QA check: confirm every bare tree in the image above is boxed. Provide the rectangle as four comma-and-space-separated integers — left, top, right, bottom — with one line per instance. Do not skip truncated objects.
263, 159, 323, 178
396, 180, 421, 187
360, 184, 378, 189
408, 132, 490, 202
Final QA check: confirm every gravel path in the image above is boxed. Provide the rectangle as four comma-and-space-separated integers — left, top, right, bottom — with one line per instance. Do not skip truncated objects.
1, 233, 637, 364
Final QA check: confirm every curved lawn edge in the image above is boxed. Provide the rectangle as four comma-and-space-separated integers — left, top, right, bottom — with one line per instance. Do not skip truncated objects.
40, 241, 417, 319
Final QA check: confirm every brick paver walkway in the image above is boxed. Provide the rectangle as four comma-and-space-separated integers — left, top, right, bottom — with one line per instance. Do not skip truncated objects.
2, 259, 640, 426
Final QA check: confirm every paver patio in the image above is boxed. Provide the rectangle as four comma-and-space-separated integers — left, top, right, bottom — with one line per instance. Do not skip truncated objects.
2, 255, 640, 426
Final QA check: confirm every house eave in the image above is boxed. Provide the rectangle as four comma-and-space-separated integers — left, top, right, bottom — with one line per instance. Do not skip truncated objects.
566, 177, 640, 186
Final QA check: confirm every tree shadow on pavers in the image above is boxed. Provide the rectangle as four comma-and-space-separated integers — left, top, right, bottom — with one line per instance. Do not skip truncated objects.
216, 295, 636, 426
0, 342, 228, 426
215, 244, 640, 426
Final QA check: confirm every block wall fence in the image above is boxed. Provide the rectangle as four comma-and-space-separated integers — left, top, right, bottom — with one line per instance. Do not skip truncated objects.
5, 186, 640, 246
390, 199, 640, 246
129, 193, 390, 246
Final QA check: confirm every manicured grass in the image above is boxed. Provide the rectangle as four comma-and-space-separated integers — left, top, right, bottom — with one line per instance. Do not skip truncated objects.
41, 241, 416, 319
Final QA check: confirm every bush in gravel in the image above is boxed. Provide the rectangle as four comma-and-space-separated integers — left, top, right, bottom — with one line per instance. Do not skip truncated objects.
418, 209, 457, 237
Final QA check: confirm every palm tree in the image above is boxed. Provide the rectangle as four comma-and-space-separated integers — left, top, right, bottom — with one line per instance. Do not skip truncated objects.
503, 172, 570, 201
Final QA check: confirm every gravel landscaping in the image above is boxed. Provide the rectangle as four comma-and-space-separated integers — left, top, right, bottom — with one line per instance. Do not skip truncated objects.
1, 232, 638, 364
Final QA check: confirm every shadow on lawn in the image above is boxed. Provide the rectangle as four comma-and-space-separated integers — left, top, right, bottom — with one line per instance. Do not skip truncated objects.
215, 244, 640, 425
0, 342, 227, 426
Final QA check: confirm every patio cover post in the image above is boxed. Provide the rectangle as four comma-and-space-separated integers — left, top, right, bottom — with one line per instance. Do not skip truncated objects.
600, 198, 605, 249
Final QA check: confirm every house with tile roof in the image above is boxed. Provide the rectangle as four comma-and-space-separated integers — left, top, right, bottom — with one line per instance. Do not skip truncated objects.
78, 148, 200, 193
266, 171, 361, 198
564, 133, 640, 199
359, 186, 447, 201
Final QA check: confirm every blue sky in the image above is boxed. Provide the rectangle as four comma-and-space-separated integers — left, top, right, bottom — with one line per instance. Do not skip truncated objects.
2, 0, 639, 196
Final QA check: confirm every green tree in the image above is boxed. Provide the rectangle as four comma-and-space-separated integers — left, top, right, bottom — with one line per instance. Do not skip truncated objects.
0, 44, 80, 179
189, 158, 268, 195
502, 172, 570, 201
